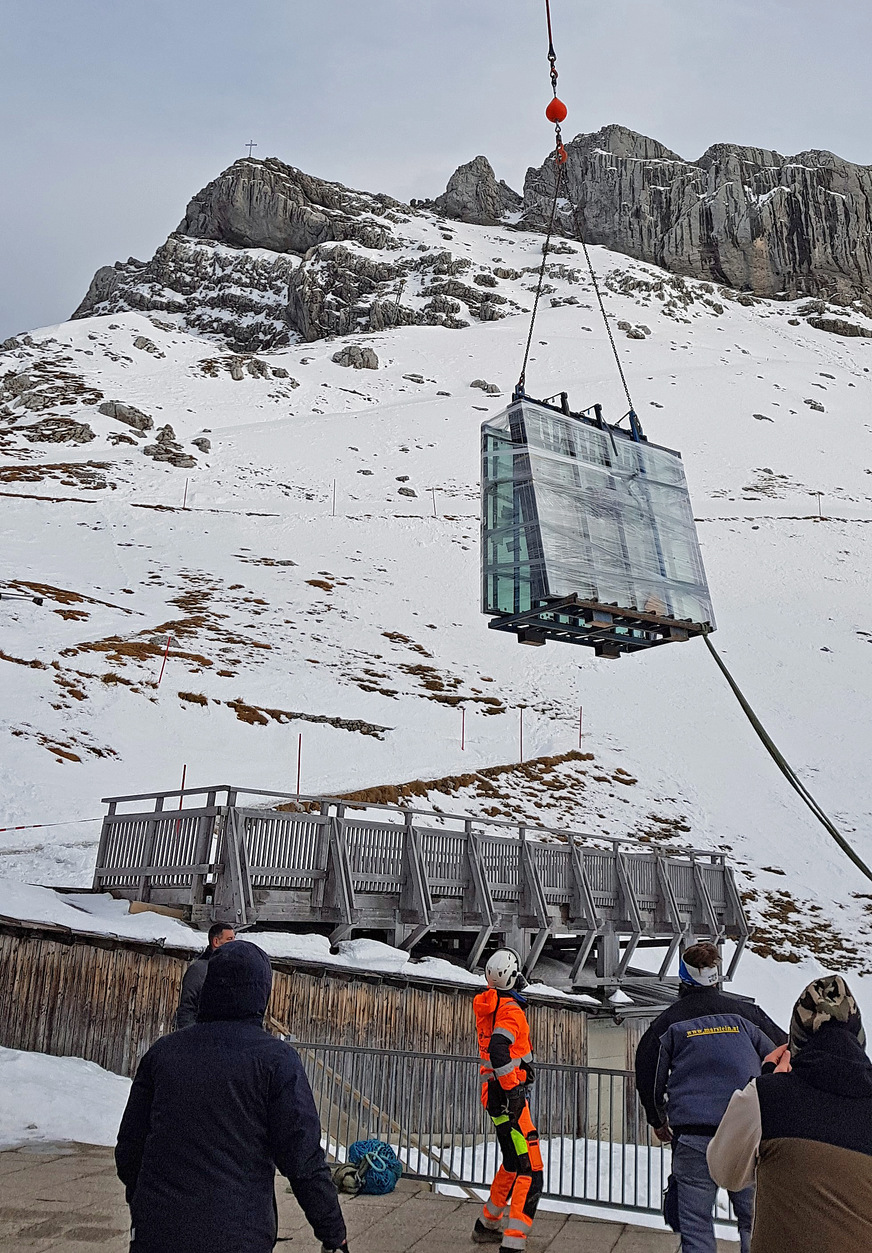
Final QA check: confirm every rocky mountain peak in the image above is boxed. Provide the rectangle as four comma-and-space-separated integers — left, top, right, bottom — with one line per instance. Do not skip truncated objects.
70, 126, 872, 355
567, 123, 684, 164
432, 155, 522, 225
178, 156, 400, 254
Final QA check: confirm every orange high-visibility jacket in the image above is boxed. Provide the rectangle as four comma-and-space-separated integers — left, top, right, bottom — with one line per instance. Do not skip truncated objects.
474, 987, 533, 1101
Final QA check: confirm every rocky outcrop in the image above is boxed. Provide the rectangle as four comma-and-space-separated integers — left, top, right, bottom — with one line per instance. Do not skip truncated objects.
521, 124, 872, 301
18, 417, 96, 444
73, 234, 300, 352
332, 345, 379, 370
433, 156, 522, 225
142, 424, 197, 468
98, 401, 153, 432
72, 133, 872, 353
71, 157, 502, 349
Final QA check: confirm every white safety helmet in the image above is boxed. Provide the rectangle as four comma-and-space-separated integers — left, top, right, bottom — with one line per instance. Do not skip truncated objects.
485, 948, 523, 990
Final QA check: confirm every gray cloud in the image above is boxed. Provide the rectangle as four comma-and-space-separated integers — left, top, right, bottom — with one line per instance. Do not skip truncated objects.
2, 0, 870, 339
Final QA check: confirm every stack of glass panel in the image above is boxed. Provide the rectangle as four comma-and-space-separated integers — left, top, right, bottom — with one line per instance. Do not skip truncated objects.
481, 398, 715, 633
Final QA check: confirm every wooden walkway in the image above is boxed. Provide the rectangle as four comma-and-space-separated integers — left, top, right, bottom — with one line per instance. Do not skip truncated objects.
0, 1142, 739, 1252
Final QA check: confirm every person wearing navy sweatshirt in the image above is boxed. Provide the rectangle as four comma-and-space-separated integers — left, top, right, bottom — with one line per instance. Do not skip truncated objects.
116, 940, 348, 1253
634, 942, 786, 1253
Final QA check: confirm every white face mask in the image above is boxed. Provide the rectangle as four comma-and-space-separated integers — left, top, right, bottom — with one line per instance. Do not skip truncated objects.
683, 961, 720, 987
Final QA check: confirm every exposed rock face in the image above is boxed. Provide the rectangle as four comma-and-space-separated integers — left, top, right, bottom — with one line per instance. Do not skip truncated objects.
73, 234, 301, 352
72, 157, 510, 349
521, 124, 872, 300
18, 417, 96, 444
179, 158, 398, 254
72, 133, 872, 354
98, 401, 153, 432
433, 156, 522, 225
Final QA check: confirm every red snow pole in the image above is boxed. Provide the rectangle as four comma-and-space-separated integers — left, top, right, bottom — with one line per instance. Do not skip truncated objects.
156, 633, 173, 686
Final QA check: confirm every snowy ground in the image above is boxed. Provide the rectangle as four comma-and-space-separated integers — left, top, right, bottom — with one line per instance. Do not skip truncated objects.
0, 1046, 131, 1148
3, 205, 872, 1005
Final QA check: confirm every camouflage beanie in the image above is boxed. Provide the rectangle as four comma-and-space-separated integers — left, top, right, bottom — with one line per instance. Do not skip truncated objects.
789, 974, 866, 1056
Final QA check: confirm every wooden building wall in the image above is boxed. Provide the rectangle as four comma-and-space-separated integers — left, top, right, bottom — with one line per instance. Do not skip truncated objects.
0, 921, 599, 1078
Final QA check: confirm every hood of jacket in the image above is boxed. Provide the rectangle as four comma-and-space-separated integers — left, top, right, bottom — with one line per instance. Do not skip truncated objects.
792, 1020, 872, 1098
197, 940, 272, 1023
473, 987, 526, 1016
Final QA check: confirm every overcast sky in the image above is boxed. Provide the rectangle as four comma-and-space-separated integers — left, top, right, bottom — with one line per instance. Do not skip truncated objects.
2, 0, 870, 340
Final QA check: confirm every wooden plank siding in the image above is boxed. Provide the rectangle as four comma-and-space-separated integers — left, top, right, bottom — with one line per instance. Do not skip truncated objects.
0, 921, 604, 1078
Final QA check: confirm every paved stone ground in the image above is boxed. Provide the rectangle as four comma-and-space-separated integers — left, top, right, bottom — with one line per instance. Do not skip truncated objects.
0, 1143, 738, 1252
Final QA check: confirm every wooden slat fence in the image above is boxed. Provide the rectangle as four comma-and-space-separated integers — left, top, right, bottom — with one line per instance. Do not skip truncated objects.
0, 920, 604, 1078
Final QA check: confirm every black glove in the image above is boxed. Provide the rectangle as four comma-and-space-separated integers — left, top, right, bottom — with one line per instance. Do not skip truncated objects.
321, 1244, 349, 1253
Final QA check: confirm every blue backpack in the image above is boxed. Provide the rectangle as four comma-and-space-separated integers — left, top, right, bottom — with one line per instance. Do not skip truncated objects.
333, 1139, 403, 1196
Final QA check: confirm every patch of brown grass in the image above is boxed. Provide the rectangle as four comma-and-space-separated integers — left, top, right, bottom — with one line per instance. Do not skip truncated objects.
340, 749, 595, 806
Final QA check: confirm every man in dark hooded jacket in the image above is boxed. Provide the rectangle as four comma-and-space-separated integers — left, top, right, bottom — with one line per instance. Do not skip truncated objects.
174, 920, 235, 1029
116, 940, 348, 1253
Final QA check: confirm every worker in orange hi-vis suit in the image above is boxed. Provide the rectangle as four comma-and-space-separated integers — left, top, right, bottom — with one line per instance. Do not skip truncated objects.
472, 949, 544, 1252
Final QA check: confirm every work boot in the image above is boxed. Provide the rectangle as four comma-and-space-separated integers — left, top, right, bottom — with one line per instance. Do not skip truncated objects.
471, 1218, 503, 1244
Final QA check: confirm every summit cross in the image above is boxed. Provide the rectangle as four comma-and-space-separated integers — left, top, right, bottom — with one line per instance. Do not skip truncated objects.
245, 140, 257, 158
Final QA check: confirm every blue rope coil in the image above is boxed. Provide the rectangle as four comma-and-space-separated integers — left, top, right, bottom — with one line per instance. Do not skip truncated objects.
347, 1139, 403, 1195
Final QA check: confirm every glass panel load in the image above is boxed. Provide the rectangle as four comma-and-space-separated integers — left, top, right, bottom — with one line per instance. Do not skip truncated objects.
481, 397, 715, 654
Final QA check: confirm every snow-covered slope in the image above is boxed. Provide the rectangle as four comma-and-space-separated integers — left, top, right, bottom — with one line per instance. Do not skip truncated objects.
3, 206, 872, 985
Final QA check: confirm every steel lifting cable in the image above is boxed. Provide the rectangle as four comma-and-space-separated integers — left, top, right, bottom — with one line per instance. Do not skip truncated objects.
570, 205, 637, 415
517, 163, 565, 395
517, 0, 569, 395
703, 632, 872, 886
518, 0, 637, 420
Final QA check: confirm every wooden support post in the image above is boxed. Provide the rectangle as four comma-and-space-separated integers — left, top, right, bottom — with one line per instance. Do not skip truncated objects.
519, 829, 551, 975
465, 820, 495, 970
399, 812, 432, 951
137, 795, 164, 902
325, 814, 357, 949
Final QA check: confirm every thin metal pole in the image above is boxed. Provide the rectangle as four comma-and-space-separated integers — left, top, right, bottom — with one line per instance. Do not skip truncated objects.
332, 479, 336, 516
431, 487, 437, 518
519, 707, 524, 763
578, 705, 583, 750
461, 708, 465, 751
183, 478, 188, 510
296, 733, 302, 797
173, 764, 187, 839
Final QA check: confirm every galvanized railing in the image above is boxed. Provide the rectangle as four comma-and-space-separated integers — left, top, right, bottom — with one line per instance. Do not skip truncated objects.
295, 1042, 736, 1223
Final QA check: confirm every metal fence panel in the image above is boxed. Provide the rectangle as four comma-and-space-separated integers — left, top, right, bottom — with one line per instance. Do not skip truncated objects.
296, 1043, 737, 1224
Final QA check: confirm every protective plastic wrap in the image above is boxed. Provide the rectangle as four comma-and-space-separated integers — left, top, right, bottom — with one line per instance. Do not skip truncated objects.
481, 399, 715, 629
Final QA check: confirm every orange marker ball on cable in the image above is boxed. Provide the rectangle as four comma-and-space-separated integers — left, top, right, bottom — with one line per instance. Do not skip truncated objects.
545, 96, 568, 124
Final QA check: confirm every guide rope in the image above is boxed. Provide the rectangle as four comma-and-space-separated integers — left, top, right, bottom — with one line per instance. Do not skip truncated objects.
703, 631, 872, 886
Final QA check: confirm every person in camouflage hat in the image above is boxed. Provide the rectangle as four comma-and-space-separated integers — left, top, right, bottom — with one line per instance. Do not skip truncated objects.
788, 973, 866, 1055
708, 973, 872, 1253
